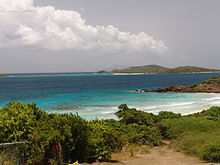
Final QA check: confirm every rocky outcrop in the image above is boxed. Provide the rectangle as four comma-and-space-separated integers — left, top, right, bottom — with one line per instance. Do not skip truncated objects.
136, 86, 192, 93
135, 76, 220, 93
0, 74, 8, 77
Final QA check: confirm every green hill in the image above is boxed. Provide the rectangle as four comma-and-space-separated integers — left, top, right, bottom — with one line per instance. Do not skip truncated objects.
202, 76, 220, 85
167, 66, 220, 73
111, 65, 168, 73
109, 65, 220, 73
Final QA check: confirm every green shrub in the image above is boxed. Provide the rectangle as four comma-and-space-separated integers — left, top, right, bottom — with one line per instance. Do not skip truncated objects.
192, 85, 207, 91
0, 102, 90, 164
159, 117, 217, 139
2, 102, 219, 164
158, 107, 220, 163
125, 124, 162, 146
57, 114, 89, 163
157, 111, 181, 120
115, 104, 157, 126
191, 106, 220, 121
202, 76, 220, 85
87, 120, 124, 162
202, 141, 220, 162
188, 84, 197, 88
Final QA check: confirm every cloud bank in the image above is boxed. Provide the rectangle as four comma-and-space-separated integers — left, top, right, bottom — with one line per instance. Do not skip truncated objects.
0, 0, 167, 54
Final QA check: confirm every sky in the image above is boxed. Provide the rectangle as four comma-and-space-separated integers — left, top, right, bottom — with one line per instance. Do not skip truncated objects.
0, 0, 219, 73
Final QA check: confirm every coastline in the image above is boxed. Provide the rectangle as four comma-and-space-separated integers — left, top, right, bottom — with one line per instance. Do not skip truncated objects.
111, 71, 220, 75
1, 73, 220, 120
1, 71, 220, 78
112, 73, 146, 75
135, 76, 220, 93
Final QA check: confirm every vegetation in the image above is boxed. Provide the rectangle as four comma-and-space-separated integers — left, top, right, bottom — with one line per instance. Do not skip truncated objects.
1, 102, 220, 164
107, 65, 220, 73
202, 76, 220, 85
159, 106, 220, 162
111, 65, 168, 73
167, 66, 219, 73
187, 76, 220, 92
0, 103, 161, 164
0, 102, 90, 164
137, 76, 220, 93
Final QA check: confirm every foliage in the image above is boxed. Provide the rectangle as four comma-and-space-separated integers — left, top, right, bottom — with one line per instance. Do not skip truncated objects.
54, 113, 89, 163
87, 120, 124, 162
157, 111, 181, 120
1, 102, 220, 164
126, 124, 162, 146
159, 106, 220, 162
114, 104, 162, 146
159, 116, 218, 139
167, 66, 220, 73
202, 76, 220, 85
110, 65, 220, 73
191, 106, 220, 120
202, 141, 220, 162
188, 84, 197, 88
191, 85, 207, 91
111, 65, 168, 73
0, 102, 89, 164
115, 104, 157, 126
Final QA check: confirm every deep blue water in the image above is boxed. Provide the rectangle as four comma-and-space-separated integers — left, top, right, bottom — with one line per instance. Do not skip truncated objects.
1, 73, 220, 119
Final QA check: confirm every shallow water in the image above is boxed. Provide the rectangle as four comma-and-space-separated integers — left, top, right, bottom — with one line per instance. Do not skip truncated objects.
1, 72, 220, 119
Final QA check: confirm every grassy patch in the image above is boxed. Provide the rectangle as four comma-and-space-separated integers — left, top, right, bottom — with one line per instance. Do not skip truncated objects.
160, 106, 220, 162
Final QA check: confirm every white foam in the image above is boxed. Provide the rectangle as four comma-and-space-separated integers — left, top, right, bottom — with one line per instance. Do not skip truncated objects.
210, 101, 220, 105
142, 106, 157, 110
182, 110, 203, 116
203, 97, 220, 101
136, 102, 195, 112
101, 111, 115, 114
166, 102, 195, 107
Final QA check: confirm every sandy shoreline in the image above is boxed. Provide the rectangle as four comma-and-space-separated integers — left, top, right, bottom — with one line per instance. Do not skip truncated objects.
112, 73, 146, 75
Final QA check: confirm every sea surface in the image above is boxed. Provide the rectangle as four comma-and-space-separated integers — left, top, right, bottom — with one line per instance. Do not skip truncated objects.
1, 72, 220, 119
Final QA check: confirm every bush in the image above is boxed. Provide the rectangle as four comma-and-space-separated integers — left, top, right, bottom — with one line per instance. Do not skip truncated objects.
159, 117, 217, 139
124, 124, 162, 146
2, 102, 219, 163
87, 120, 124, 162
115, 104, 157, 126
191, 106, 220, 121
193, 85, 207, 91
56, 114, 89, 163
0, 102, 50, 163
158, 107, 220, 163
189, 84, 197, 88
0, 102, 90, 164
157, 111, 181, 120
202, 141, 220, 162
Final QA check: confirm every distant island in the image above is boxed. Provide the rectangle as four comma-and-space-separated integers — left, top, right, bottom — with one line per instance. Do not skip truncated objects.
136, 76, 220, 93
98, 65, 220, 74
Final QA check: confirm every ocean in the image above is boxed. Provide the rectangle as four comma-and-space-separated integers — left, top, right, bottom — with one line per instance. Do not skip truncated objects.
1, 72, 220, 119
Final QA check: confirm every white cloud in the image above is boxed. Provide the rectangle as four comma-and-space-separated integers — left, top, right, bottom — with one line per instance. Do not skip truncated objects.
0, 0, 168, 54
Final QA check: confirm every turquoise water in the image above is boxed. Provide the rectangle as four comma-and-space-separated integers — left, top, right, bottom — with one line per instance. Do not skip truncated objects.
1, 73, 220, 119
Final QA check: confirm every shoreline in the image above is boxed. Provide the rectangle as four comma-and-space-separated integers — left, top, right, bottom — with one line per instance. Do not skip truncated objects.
1, 71, 220, 78
111, 71, 220, 75
134, 76, 220, 93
